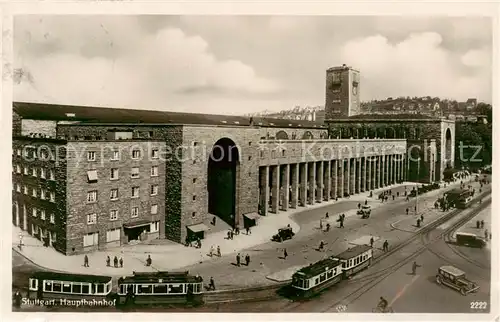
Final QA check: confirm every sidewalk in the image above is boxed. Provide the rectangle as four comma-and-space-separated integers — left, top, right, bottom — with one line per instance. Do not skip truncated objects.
13, 182, 415, 276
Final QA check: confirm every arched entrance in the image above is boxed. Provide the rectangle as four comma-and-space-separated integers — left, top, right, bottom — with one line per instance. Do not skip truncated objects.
208, 138, 240, 227
445, 128, 452, 167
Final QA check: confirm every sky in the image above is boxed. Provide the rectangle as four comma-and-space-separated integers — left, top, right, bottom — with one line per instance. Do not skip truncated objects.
13, 15, 492, 115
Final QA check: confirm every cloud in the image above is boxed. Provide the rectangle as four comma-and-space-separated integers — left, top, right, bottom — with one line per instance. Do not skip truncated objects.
339, 32, 492, 102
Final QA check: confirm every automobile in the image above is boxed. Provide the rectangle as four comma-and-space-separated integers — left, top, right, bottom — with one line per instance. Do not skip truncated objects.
455, 232, 486, 248
272, 227, 295, 242
435, 265, 480, 296
357, 205, 371, 218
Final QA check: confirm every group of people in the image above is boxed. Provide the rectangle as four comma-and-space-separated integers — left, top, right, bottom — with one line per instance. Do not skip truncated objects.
82, 254, 124, 268
235, 252, 251, 266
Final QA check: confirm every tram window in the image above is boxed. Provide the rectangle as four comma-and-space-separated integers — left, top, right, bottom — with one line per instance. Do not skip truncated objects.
119, 284, 126, 294
138, 285, 153, 294
96, 284, 105, 294
29, 278, 38, 291
82, 284, 90, 294
305, 280, 310, 289
53, 281, 62, 292
73, 283, 82, 294
153, 284, 168, 294
327, 270, 333, 279
319, 274, 326, 282
106, 283, 111, 293
342, 263, 346, 268
168, 284, 184, 294
193, 284, 200, 293
43, 281, 52, 292
315, 278, 319, 285
63, 283, 71, 293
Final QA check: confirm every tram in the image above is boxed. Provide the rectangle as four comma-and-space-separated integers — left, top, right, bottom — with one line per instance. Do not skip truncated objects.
332, 245, 373, 279
290, 244, 373, 298
27, 272, 114, 306
290, 257, 343, 298
445, 189, 473, 209
116, 271, 204, 307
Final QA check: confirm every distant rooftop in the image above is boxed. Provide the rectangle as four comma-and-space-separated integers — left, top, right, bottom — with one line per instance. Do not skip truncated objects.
13, 102, 325, 129
327, 113, 442, 121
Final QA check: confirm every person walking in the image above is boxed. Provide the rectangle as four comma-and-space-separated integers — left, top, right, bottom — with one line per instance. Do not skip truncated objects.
210, 245, 214, 257
326, 223, 330, 232
209, 277, 216, 291
484, 229, 489, 240
406, 208, 409, 215
383, 240, 389, 252
217, 245, 221, 257
119, 257, 123, 268
326, 212, 329, 218
481, 220, 485, 229
365, 200, 368, 205
283, 248, 288, 259
412, 261, 421, 275
319, 240, 325, 251
370, 236, 374, 248
13, 290, 22, 309
320, 219, 323, 230
146, 255, 152, 266
113, 256, 118, 268
84, 255, 89, 267
106, 256, 111, 267
246, 226, 251, 235
236, 253, 241, 267
245, 254, 250, 266
420, 214, 424, 223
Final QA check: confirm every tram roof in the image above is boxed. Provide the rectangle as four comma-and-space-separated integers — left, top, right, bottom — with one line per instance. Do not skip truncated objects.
31, 271, 112, 284
333, 244, 372, 260
294, 257, 341, 279
119, 271, 203, 284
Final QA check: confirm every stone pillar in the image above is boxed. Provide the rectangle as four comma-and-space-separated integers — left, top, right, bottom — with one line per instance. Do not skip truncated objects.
308, 162, 316, 204
343, 159, 350, 196
376, 156, 381, 188
362, 157, 367, 192
316, 161, 324, 202
400, 155, 405, 182
271, 165, 280, 214
350, 158, 356, 195
290, 164, 299, 209
282, 164, 290, 211
367, 158, 372, 190
299, 163, 307, 206
333, 160, 338, 198
393, 154, 397, 184
386, 155, 390, 186
338, 159, 344, 197
324, 161, 331, 201
381, 155, 385, 187
259, 166, 269, 215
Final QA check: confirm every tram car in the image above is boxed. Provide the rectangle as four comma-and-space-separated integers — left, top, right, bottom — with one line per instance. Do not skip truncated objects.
116, 271, 204, 307
331, 244, 373, 279
27, 271, 114, 305
290, 257, 344, 298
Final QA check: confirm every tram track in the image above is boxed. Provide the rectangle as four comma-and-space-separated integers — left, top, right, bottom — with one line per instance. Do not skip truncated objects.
205, 191, 491, 312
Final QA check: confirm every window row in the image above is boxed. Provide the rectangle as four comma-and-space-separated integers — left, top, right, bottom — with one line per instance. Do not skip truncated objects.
15, 184, 55, 202
87, 206, 159, 224
15, 148, 54, 160
31, 207, 56, 223
83, 221, 160, 245
14, 164, 55, 180
87, 185, 159, 203
86, 149, 159, 161
87, 166, 159, 183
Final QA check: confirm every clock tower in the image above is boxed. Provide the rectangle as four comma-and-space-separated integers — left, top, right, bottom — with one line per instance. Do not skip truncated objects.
324, 64, 360, 120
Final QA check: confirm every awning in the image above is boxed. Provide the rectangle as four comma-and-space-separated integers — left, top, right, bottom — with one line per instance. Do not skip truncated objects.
87, 170, 98, 182
187, 223, 210, 233
123, 220, 151, 229
244, 213, 261, 221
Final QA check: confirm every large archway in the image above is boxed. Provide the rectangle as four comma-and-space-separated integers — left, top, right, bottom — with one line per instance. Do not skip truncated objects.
207, 138, 240, 227
445, 128, 452, 167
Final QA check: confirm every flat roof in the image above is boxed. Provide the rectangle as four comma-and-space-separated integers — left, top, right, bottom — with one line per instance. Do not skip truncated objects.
31, 271, 112, 284
333, 244, 372, 260
294, 257, 342, 278
439, 265, 465, 276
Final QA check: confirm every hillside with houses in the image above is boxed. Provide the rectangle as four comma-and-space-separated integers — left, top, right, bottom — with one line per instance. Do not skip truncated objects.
250, 97, 491, 124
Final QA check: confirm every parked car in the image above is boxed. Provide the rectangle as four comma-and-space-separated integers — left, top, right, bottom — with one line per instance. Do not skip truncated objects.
357, 205, 371, 218
455, 232, 486, 248
272, 227, 294, 242
436, 265, 479, 296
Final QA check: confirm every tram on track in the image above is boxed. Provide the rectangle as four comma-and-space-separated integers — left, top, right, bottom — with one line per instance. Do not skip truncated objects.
116, 271, 204, 307
27, 272, 114, 306
290, 244, 373, 297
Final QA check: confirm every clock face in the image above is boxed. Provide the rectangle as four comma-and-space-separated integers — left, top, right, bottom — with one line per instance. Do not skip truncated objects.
352, 85, 358, 95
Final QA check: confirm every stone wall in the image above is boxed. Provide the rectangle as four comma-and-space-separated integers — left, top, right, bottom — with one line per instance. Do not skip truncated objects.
13, 112, 22, 137
65, 140, 166, 254
21, 119, 57, 138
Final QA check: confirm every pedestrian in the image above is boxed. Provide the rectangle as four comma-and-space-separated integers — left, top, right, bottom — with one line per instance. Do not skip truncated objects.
227, 231, 231, 239
84, 254, 89, 267
320, 219, 323, 230
365, 200, 368, 205
106, 256, 111, 267
326, 223, 330, 232
339, 218, 344, 228
370, 191, 373, 198
236, 253, 241, 266
209, 277, 216, 291
412, 261, 421, 275
397, 192, 400, 197
246, 226, 251, 235
146, 254, 152, 266
235, 226, 240, 235
113, 256, 118, 268
212, 216, 217, 226
484, 229, 489, 240
476, 220, 480, 229
481, 220, 485, 229
19, 233, 23, 249
13, 290, 22, 309
319, 240, 324, 250
383, 240, 389, 252
210, 245, 214, 257
358, 203, 361, 209
230, 230, 234, 240
245, 254, 250, 266
420, 214, 424, 223
119, 257, 123, 268
414, 205, 417, 212
326, 212, 329, 218
406, 208, 409, 215
370, 236, 374, 247
217, 245, 221, 257
416, 218, 421, 228
392, 195, 395, 200
283, 248, 288, 259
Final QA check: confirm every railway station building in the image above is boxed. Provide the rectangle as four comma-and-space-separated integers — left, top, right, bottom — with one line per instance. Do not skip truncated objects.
11, 65, 455, 255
